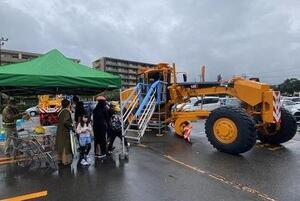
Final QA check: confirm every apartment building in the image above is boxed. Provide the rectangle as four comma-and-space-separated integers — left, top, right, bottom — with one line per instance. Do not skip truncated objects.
92, 57, 155, 88
0, 49, 80, 65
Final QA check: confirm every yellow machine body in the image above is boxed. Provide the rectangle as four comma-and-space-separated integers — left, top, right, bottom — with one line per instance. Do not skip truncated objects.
168, 78, 277, 135
38, 95, 63, 126
122, 63, 279, 136
38, 95, 62, 111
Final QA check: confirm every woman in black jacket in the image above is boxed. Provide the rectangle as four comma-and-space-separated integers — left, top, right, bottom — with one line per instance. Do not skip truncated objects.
92, 96, 109, 158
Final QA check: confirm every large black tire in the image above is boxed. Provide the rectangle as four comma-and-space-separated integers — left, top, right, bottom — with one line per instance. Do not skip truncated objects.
205, 106, 257, 154
258, 109, 297, 144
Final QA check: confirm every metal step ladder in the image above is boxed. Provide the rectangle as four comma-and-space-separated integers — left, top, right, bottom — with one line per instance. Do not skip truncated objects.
120, 81, 166, 143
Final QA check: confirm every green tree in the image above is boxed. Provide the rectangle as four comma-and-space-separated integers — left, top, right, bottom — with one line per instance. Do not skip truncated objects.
278, 78, 300, 95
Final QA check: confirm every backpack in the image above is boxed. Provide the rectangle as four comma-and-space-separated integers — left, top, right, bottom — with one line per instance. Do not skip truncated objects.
110, 115, 122, 132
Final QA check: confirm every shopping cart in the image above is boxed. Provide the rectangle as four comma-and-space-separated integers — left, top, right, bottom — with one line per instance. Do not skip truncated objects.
10, 129, 58, 169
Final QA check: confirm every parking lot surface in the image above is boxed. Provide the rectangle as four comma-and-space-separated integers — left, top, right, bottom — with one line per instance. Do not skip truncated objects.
0, 120, 299, 201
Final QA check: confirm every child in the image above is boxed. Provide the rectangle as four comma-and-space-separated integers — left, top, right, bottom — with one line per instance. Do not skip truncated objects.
107, 102, 129, 153
183, 121, 192, 143
76, 115, 92, 166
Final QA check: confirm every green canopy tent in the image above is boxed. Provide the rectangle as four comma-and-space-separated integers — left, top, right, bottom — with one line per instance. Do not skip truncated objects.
0, 49, 121, 96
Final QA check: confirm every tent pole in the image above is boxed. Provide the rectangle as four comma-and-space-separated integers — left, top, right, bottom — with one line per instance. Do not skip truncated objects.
119, 88, 126, 159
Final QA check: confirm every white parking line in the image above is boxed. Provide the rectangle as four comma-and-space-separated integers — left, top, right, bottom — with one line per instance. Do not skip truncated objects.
164, 155, 277, 201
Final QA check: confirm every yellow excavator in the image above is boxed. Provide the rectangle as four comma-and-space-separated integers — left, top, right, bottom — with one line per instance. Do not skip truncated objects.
121, 63, 297, 154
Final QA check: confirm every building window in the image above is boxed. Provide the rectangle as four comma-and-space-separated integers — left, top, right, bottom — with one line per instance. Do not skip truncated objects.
12, 54, 19, 59
22, 55, 30, 59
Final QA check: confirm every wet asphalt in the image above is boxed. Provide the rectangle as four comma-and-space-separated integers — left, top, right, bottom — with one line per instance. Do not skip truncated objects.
0, 120, 299, 201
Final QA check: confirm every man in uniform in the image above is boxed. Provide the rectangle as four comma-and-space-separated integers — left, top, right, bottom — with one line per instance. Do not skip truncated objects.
2, 99, 24, 156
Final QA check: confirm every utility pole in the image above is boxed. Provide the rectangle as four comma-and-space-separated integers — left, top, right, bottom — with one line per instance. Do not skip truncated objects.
0, 36, 8, 107
0, 37, 8, 66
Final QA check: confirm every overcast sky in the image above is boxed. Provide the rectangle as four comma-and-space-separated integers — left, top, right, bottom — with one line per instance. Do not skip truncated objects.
1, 0, 300, 84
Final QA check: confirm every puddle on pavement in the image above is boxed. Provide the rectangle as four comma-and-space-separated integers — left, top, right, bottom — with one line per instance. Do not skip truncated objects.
64, 137, 129, 176
0, 137, 129, 180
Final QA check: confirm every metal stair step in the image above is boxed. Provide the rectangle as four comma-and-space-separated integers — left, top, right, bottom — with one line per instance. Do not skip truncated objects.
125, 128, 140, 136
126, 129, 139, 132
125, 136, 140, 141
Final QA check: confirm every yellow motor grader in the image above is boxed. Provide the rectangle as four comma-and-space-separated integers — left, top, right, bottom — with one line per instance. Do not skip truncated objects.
125, 63, 297, 154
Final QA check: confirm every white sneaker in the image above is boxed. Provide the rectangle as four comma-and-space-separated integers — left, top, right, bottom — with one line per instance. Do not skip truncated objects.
86, 156, 93, 164
80, 159, 89, 166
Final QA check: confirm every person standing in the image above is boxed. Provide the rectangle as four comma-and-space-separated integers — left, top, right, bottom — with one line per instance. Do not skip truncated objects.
92, 96, 109, 158
56, 99, 74, 166
183, 121, 192, 144
107, 102, 129, 153
76, 115, 93, 166
2, 99, 26, 156
72, 96, 86, 124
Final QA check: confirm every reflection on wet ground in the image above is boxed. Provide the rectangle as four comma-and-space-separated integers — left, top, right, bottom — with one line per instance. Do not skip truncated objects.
0, 121, 299, 201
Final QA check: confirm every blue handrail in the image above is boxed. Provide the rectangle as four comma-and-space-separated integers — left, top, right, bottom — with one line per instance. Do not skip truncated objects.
135, 80, 163, 118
